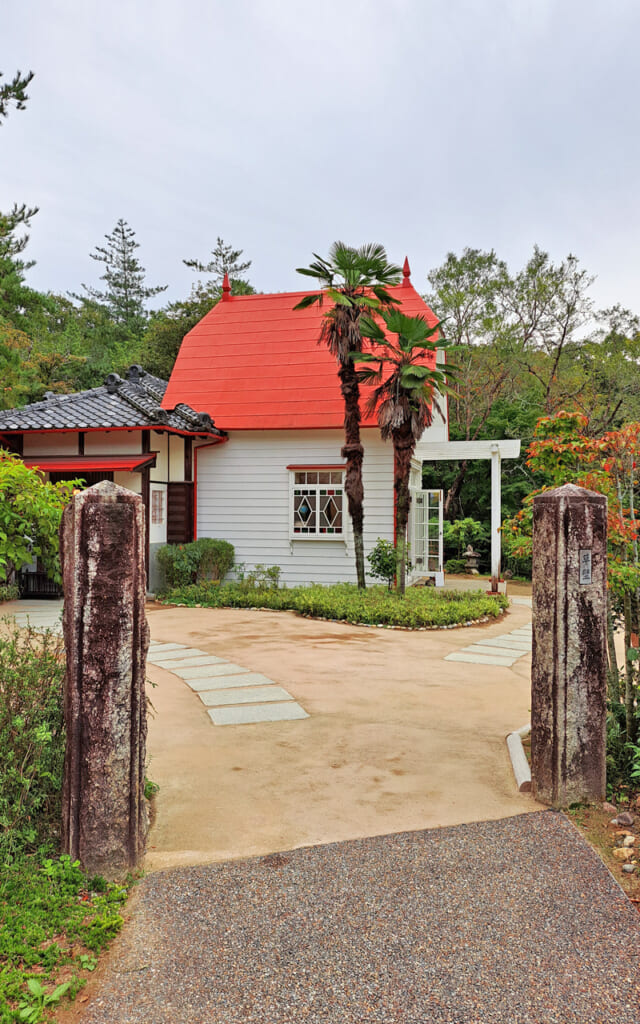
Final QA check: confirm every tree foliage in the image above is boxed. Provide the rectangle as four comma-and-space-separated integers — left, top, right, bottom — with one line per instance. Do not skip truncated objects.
356, 309, 450, 593
295, 242, 402, 589
73, 219, 167, 342
0, 453, 79, 584
0, 69, 34, 124
184, 236, 252, 285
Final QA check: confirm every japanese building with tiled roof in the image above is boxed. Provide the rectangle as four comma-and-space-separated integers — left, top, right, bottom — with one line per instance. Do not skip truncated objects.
0, 365, 225, 592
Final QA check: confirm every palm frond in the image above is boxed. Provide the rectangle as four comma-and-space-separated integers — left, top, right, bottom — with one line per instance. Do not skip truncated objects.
293, 293, 323, 310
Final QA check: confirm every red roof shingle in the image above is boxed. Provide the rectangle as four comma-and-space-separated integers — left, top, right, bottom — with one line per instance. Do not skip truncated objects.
163, 280, 439, 430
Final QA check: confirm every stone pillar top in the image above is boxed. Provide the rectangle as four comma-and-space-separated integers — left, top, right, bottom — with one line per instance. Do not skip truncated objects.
74, 480, 139, 504
535, 483, 607, 503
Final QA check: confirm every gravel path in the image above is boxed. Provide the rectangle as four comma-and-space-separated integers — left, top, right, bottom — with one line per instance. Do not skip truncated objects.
83, 811, 640, 1024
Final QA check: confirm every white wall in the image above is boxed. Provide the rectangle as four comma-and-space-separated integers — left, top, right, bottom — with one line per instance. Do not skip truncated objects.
85, 431, 141, 454
168, 434, 185, 482
149, 432, 169, 482
196, 429, 394, 586
23, 432, 78, 455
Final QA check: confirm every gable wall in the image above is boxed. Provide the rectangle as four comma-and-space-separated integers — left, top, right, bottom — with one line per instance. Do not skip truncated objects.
195, 429, 394, 586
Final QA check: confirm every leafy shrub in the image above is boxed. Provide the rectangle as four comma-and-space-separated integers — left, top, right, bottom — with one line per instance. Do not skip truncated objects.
0, 582, 19, 602
442, 517, 489, 563
0, 452, 80, 585
160, 581, 508, 629
156, 538, 234, 591
366, 538, 406, 589
235, 563, 282, 590
444, 558, 468, 574
0, 623, 66, 861
194, 537, 235, 581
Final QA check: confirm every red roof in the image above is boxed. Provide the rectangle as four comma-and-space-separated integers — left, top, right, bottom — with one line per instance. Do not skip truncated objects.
23, 454, 157, 473
163, 278, 439, 430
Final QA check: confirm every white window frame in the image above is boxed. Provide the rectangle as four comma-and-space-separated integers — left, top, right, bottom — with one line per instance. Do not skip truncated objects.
288, 465, 347, 541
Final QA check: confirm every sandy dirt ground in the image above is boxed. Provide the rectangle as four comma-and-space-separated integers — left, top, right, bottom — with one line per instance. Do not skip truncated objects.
144, 598, 541, 872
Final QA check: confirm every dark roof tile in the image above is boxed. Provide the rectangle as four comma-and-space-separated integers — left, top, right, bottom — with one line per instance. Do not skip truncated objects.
0, 366, 225, 436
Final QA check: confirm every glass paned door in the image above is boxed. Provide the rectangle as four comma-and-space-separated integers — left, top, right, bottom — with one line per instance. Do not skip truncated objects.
409, 489, 443, 581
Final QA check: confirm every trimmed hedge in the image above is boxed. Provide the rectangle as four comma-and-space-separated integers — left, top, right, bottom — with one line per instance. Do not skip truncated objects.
159, 581, 508, 629
156, 538, 234, 591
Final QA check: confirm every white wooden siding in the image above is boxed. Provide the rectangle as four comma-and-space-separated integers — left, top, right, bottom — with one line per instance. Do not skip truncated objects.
196, 429, 394, 586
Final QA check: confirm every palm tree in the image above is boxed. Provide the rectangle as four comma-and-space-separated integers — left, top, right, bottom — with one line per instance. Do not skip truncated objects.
295, 243, 402, 588
355, 310, 451, 595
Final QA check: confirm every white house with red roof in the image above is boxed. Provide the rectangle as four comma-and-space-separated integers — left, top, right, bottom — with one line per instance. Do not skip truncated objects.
162, 262, 454, 587
1, 261, 519, 591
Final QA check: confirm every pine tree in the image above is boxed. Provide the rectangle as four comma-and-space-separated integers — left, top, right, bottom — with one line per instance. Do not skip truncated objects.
75, 219, 167, 341
0, 69, 34, 124
183, 237, 251, 286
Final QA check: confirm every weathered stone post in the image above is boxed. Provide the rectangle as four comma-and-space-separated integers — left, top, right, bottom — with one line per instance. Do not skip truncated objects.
531, 483, 608, 807
60, 481, 149, 878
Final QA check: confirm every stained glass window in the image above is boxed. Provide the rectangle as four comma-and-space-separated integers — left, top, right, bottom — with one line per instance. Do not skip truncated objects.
291, 470, 344, 536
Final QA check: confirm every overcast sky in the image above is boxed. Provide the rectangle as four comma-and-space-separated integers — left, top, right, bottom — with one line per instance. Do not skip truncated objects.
3, 0, 640, 317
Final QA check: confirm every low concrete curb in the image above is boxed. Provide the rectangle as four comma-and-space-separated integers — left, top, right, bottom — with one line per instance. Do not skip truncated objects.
507, 723, 532, 792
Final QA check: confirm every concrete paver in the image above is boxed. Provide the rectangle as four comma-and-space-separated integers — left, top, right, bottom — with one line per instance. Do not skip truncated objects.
207, 702, 310, 726
198, 684, 294, 706
445, 651, 517, 666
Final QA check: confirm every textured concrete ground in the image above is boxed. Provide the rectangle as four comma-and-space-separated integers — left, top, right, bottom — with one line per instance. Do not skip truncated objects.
81, 812, 640, 1024
142, 600, 538, 870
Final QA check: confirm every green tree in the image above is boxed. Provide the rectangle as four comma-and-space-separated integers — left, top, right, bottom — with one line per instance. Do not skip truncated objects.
184, 237, 252, 286
73, 219, 167, 343
0, 452, 78, 584
356, 309, 450, 595
295, 242, 402, 588
142, 278, 255, 380
0, 69, 34, 124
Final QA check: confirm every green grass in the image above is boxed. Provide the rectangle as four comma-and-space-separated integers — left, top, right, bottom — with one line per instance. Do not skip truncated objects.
0, 623, 130, 1022
160, 581, 508, 628
0, 854, 128, 1023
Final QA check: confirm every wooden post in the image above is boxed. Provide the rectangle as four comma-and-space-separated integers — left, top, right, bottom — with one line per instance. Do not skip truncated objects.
60, 481, 149, 878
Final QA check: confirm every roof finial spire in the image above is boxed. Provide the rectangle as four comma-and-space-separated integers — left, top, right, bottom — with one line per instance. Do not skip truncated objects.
222, 272, 231, 301
402, 256, 411, 287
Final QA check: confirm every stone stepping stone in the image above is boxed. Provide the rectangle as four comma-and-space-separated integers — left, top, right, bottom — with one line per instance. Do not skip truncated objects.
148, 642, 187, 653
445, 652, 517, 667
198, 685, 293, 707
195, 673, 283, 694
179, 663, 248, 681
152, 654, 225, 669
147, 647, 209, 662
475, 638, 531, 651
176, 663, 245, 679
207, 703, 309, 726
465, 644, 525, 660
184, 674, 273, 692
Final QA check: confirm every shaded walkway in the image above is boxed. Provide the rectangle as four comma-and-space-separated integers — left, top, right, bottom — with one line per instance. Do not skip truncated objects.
81, 813, 640, 1024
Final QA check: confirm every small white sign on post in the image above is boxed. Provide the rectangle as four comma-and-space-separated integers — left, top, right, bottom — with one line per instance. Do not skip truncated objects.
579, 549, 592, 585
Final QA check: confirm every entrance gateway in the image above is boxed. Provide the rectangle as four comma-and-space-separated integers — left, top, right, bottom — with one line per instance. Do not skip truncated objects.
407, 439, 521, 589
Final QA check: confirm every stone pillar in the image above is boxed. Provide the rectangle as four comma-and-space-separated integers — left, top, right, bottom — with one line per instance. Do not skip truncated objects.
60, 481, 149, 878
531, 483, 607, 808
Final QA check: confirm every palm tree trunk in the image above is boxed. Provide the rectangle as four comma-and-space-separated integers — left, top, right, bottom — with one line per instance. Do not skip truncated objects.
338, 359, 366, 589
394, 433, 414, 597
